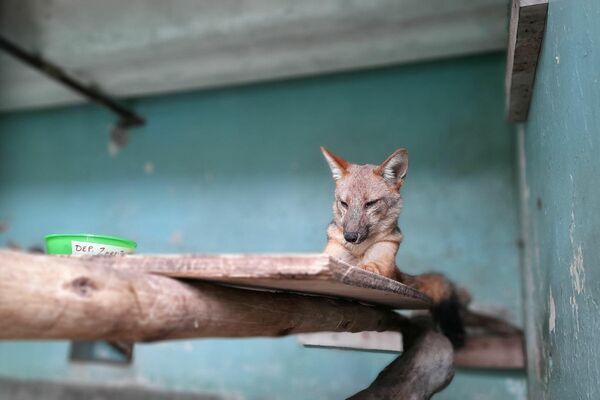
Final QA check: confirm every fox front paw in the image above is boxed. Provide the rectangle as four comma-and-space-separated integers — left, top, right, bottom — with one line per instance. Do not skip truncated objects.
359, 262, 382, 275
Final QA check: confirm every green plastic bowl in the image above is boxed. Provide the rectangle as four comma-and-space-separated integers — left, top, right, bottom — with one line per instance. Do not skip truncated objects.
45, 234, 137, 256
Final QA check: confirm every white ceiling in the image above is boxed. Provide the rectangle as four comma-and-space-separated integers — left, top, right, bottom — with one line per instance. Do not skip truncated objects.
0, 0, 509, 112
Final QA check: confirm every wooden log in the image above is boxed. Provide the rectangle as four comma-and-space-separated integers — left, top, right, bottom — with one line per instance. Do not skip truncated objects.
348, 329, 454, 400
0, 250, 406, 341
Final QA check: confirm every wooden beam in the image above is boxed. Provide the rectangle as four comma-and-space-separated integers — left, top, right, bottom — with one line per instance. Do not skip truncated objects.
298, 307, 525, 369
0, 250, 407, 341
505, 0, 548, 121
454, 334, 524, 369
298, 331, 524, 370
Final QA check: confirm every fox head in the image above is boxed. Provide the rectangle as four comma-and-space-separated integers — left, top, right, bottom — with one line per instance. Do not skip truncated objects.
321, 147, 408, 245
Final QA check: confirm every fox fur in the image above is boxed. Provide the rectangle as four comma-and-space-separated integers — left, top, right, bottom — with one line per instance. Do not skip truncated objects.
321, 146, 465, 347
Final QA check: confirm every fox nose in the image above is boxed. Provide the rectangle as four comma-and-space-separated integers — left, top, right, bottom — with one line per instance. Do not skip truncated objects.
344, 232, 360, 243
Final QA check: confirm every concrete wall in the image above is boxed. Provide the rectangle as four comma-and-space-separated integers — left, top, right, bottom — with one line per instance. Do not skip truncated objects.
519, 0, 600, 399
0, 54, 524, 399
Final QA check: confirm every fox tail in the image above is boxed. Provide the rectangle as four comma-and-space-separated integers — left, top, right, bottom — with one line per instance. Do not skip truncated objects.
396, 271, 467, 348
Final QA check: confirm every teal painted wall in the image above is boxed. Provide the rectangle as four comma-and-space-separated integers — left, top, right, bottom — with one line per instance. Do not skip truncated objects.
519, 0, 600, 399
0, 54, 524, 399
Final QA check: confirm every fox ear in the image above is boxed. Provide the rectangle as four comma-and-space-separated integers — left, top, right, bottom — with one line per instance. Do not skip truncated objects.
320, 146, 349, 181
375, 148, 408, 187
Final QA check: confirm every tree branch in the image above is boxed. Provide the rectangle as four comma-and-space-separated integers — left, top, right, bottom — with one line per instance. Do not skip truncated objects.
0, 250, 407, 341
348, 326, 454, 400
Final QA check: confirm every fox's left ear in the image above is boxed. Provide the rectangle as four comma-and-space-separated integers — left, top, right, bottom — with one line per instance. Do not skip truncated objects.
375, 148, 408, 188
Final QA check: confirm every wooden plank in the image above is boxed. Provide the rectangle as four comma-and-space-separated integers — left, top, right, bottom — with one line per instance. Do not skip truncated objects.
505, 0, 548, 121
298, 331, 403, 353
298, 331, 525, 370
93, 253, 432, 309
0, 250, 408, 341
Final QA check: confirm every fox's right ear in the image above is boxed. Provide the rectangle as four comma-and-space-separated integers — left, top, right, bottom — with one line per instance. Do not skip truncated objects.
320, 146, 349, 181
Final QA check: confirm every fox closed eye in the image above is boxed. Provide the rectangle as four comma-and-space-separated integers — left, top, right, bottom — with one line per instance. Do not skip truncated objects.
364, 199, 380, 209
339, 200, 348, 209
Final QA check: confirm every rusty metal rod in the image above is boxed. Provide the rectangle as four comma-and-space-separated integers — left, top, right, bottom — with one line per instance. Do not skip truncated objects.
0, 35, 144, 127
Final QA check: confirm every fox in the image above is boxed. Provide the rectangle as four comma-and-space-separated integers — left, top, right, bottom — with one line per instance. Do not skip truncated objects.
320, 146, 465, 347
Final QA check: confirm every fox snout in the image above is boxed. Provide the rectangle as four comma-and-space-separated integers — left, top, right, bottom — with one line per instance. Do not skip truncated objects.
342, 204, 370, 244
343, 227, 369, 244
